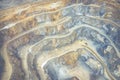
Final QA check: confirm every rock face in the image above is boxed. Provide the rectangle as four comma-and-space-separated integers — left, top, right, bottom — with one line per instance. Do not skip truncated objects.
0, 0, 120, 80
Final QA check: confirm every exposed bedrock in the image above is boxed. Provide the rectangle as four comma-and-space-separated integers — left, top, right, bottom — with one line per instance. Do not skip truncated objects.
0, 0, 120, 80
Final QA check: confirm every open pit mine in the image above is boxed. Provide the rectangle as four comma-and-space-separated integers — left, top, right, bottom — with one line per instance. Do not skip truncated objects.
0, 0, 120, 80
